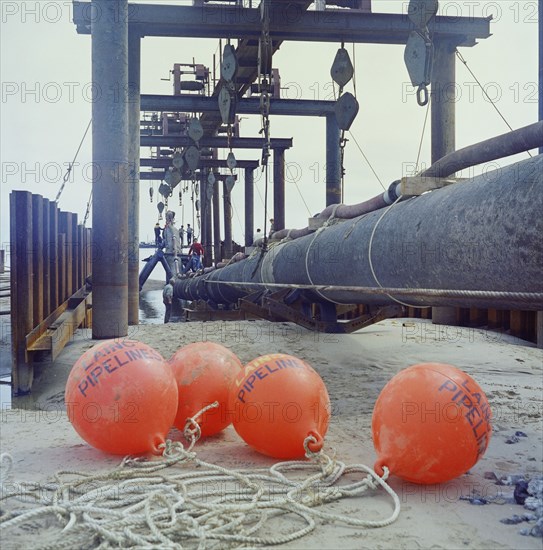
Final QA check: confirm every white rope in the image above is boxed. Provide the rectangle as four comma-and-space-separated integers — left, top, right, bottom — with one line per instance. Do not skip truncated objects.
368, 196, 431, 310
1, 432, 400, 549
304, 205, 345, 305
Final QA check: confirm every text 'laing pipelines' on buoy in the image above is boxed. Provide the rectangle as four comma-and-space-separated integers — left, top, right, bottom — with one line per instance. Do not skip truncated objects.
77, 341, 163, 398
231, 354, 331, 459
235, 355, 306, 404
438, 376, 491, 459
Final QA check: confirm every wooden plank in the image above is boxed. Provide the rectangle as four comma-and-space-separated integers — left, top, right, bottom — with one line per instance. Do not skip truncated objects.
537, 312, 543, 349
77, 225, 84, 289
58, 233, 66, 304
400, 176, 463, 196
27, 287, 90, 353
487, 309, 503, 329
32, 194, 44, 327
10, 191, 34, 394
59, 212, 73, 299
25, 301, 69, 350
49, 203, 59, 311
509, 311, 525, 339
469, 307, 487, 327
71, 215, 79, 293
42, 198, 51, 316
51, 298, 89, 360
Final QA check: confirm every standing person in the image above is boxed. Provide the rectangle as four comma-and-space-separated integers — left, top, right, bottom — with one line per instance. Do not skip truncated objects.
186, 223, 193, 245
154, 222, 163, 247
183, 239, 204, 274
268, 218, 275, 239
162, 278, 174, 323
163, 210, 181, 277
179, 224, 185, 248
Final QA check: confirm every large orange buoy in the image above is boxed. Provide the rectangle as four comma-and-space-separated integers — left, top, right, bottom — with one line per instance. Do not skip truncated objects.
372, 362, 492, 484
230, 353, 331, 459
65, 339, 178, 455
168, 342, 243, 438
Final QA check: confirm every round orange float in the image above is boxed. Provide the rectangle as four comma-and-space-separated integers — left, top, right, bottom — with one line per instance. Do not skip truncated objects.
65, 339, 178, 455
168, 342, 243, 438
230, 353, 331, 459
372, 362, 492, 484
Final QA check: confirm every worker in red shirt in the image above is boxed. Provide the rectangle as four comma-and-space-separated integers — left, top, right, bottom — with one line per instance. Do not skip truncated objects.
183, 239, 204, 274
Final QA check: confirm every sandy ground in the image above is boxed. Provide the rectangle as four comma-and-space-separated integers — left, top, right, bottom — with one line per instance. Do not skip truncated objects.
1, 318, 542, 549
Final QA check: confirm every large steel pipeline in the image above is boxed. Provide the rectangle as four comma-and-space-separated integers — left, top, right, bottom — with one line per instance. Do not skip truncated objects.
174, 154, 543, 311
271, 120, 543, 241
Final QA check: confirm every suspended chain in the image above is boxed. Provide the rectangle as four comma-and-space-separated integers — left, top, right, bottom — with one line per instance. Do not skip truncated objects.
330, 41, 359, 199
257, 0, 273, 248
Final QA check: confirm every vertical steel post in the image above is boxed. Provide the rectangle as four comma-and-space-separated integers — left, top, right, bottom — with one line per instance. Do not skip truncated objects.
431, 39, 456, 163
326, 113, 341, 206
212, 180, 221, 263
244, 167, 254, 246
539, 0, 542, 154
223, 180, 233, 258
273, 148, 285, 231
128, 30, 141, 325
431, 39, 457, 326
91, 0, 129, 339
538, 0, 542, 347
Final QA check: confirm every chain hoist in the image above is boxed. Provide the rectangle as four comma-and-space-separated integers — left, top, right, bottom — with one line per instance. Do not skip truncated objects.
258, 0, 272, 169
404, 0, 438, 106
330, 41, 359, 201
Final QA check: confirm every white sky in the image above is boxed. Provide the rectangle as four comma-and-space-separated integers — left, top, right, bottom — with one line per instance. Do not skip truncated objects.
0, 0, 539, 248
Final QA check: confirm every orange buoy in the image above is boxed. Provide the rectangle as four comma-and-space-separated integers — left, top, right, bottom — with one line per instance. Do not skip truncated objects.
65, 339, 178, 455
230, 353, 330, 459
168, 342, 243, 438
372, 362, 492, 484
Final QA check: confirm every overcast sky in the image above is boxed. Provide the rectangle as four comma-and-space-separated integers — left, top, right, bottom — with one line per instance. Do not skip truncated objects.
0, 0, 539, 248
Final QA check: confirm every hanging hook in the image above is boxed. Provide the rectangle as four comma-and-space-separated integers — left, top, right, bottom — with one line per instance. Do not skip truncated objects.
417, 84, 429, 106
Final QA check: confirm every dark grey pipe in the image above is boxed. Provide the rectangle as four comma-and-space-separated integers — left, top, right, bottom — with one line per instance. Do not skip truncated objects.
175, 155, 543, 310
271, 121, 543, 241
422, 120, 543, 179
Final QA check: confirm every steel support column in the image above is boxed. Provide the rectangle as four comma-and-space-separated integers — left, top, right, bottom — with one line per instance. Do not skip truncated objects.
326, 114, 341, 206
245, 168, 254, 246
212, 181, 221, 263
539, 0, 542, 155
431, 39, 456, 326
201, 172, 212, 267
223, 181, 233, 259
273, 148, 285, 232
91, 0, 129, 339
431, 40, 456, 164
127, 30, 141, 325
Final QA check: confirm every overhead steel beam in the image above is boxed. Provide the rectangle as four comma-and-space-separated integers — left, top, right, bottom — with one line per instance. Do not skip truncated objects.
140, 172, 236, 181
141, 95, 335, 117
141, 136, 292, 149
73, 3, 491, 47
140, 158, 259, 169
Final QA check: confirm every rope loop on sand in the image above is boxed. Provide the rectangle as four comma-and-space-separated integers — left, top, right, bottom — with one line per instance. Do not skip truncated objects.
0, 413, 400, 548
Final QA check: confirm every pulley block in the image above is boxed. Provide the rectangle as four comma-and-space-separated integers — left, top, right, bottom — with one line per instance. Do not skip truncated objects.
221, 44, 238, 82
407, 0, 439, 28
225, 175, 236, 194
334, 92, 359, 131
187, 117, 204, 143
330, 47, 354, 89
185, 145, 200, 171
218, 86, 236, 125
172, 152, 184, 170
226, 151, 237, 170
